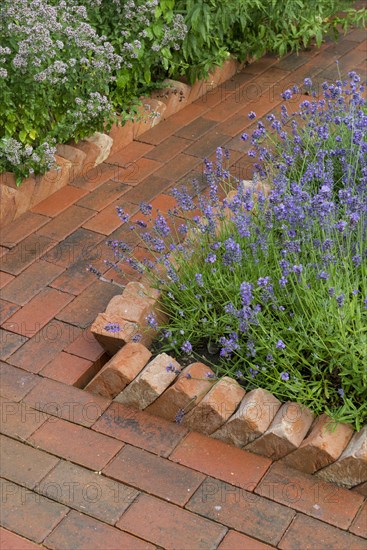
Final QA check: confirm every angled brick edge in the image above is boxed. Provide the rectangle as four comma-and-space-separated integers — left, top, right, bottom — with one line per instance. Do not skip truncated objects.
0, 56, 242, 227
85, 184, 366, 489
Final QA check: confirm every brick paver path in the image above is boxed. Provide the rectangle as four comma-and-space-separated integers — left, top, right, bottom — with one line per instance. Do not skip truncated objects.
1, 27, 366, 549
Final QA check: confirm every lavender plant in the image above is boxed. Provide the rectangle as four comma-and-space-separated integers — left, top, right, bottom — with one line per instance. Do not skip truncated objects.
99, 72, 367, 429
0, 0, 121, 183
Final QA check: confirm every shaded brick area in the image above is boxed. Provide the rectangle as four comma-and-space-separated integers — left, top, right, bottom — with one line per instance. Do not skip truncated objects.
0, 30, 366, 549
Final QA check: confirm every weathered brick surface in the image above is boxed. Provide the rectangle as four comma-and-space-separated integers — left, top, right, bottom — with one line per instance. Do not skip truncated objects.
170, 431, 271, 489
114, 353, 180, 409
182, 376, 246, 434
0, 398, 48, 441
40, 351, 102, 388
278, 513, 367, 550
3, 288, 73, 337
39, 460, 138, 524
255, 463, 364, 530
0, 434, 59, 489
212, 388, 281, 447
187, 477, 295, 547
0, 211, 50, 248
217, 530, 274, 550
116, 493, 227, 549
350, 500, 367, 539
245, 402, 315, 459
85, 342, 152, 398
0, 478, 68, 544
1, 233, 54, 276
31, 417, 123, 471
43, 227, 104, 268
0, 260, 64, 306
32, 186, 87, 217
56, 280, 121, 329
64, 327, 105, 361
316, 426, 367, 488
7, 320, 81, 373
0, 329, 28, 360
44, 511, 156, 550
0, 528, 42, 549
104, 444, 205, 505
146, 362, 216, 421
35, 205, 94, 242
93, 402, 188, 457
0, 364, 39, 402
0, 299, 20, 324
281, 414, 354, 474
24, 378, 110, 427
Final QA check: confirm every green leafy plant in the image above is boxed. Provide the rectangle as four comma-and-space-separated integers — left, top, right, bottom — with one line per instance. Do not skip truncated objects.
0, 0, 120, 183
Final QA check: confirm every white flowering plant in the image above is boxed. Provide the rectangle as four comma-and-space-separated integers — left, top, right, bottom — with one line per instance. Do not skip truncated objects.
0, 0, 121, 183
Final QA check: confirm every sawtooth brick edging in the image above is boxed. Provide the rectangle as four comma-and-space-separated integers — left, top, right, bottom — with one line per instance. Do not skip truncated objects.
0, 57, 241, 227
86, 182, 367, 489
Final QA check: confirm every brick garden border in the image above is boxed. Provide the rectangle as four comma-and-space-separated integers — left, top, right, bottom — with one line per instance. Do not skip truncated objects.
86, 252, 367, 491
0, 58, 240, 227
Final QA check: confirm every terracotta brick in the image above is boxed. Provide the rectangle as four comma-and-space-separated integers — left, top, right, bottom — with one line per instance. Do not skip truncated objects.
76, 179, 128, 211
0, 260, 64, 306
0, 329, 28, 360
133, 97, 167, 137
0, 271, 14, 289
169, 102, 209, 125
93, 402, 188, 457
35, 205, 94, 242
353, 481, 367, 497
0, 478, 68, 544
1, 233, 54, 276
280, 414, 354, 474
24, 378, 110, 427
0, 528, 42, 549
43, 227, 104, 268
82, 198, 138, 235
136, 117, 179, 145
108, 119, 135, 156
170, 431, 271, 488
144, 135, 191, 162
85, 342, 151, 398
31, 156, 73, 208
44, 511, 155, 550
217, 530, 274, 550
40, 351, 104, 388
119, 156, 162, 185
278, 513, 367, 550
122, 175, 171, 206
31, 186, 87, 217
183, 377, 246, 435
56, 280, 121, 329
146, 362, 216, 422
0, 363, 39, 401
107, 139, 154, 165
154, 152, 201, 181
7, 320, 81, 373
64, 327, 105, 361
104, 444, 205, 505
56, 142, 87, 181
316, 425, 367, 488
256, 462, 364, 530
31, 417, 123, 471
174, 116, 217, 140
115, 353, 180, 408
187, 477, 294, 547
39, 460, 137, 525
350, 501, 367, 539
72, 139, 100, 168
116, 493, 227, 549
0, 299, 20, 324
0, 398, 48, 440
3, 288, 73, 337
245, 402, 315, 460
0, 212, 50, 248
0, 434, 59, 489
49, 258, 101, 296
70, 162, 121, 191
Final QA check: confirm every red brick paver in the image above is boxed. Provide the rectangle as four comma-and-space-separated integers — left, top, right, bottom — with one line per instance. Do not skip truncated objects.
0, 28, 366, 550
